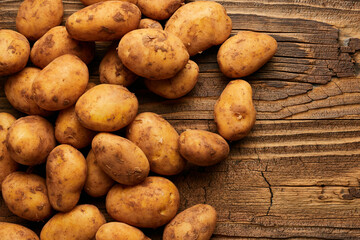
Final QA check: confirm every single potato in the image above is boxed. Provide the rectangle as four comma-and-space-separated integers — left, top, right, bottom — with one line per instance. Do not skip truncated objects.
214, 80, 256, 141
6, 115, 56, 166
138, 18, 163, 29
163, 204, 217, 240
106, 176, 180, 228
144, 60, 199, 99
2, 172, 52, 221
126, 112, 186, 175
0, 222, 39, 240
80, 0, 138, 6
165, 1, 232, 56
137, 0, 184, 20
46, 144, 87, 212
96, 222, 150, 240
66, 1, 141, 41
40, 204, 106, 240
217, 31, 277, 78
118, 29, 189, 80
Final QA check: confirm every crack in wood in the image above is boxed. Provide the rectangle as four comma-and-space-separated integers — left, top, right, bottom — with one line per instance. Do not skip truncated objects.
261, 171, 273, 216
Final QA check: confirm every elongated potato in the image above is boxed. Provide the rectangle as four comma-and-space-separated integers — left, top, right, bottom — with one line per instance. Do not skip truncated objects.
80, 0, 138, 6
96, 222, 150, 240
214, 80, 256, 141
0, 222, 39, 240
138, 18, 163, 29
137, 0, 184, 20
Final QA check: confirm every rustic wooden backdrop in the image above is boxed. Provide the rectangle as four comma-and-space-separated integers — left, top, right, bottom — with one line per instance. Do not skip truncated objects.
1, 0, 360, 239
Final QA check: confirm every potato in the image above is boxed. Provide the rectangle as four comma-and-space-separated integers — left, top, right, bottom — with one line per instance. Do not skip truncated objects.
179, 129, 229, 166
75, 84, 138, 132
46, 144, 87, 212
84, 149, 114, 197
92, 133, 150, 185
30, 26, 95, 69
118, 29, 189, 80
2, 172, 52, 221
66, 1, 141, 41
214, 80, 256, 141
6, 115, 56, 166
40, 204, 106, 240
32, 54, 89, 111
138, 18, 163, 29
165, 1, 232, 56
99, 45, 137, 87
137, 0, 184, 20
106, 176, 180, 228
0, 29, 30, 77
144, 60, 199, 99
0, 222, 39, 240
126, 112, 186, 175
218, 31, 277, 78
163, 204, 217, 240
96, 222, 150, 240
80, 0, 138, 6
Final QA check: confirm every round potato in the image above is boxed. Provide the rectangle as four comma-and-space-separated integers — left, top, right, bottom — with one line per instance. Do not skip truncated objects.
126, 112, 186, 175
6, 115, 56, 166
16, 0, 63, 41
32, 54, 89, 111
96, 222, 150, 240
0, 222, 39, 240
106, 176, 180, 228
40, 204, 105, 240
46, 144, 87, 212
165, 1, 232, 56
118, 29, 189, 80
144, 60, 199, 99
30, 26, 95, 69
138, 18, 163, 29
80, 0, 138, 6
75, 84, 138, 132
214, 80, 256, 141
0, 29, 30, 77
163, 204, 217, 240
2, 172, 52, 221
137, 0, 184, 20
66, 1, 141, 41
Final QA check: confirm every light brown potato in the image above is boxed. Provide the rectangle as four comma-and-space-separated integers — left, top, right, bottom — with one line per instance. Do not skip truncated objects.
96, 222, 150, 240
163, 204, 217, 240
0, 29, 30, 77
6, 115, 56, 166
5, 67, 51, 116
118, 29, 189, 80
218, 31, 277, 78
179, 129, 229, 166
66, 1, 141, 41
92, 133, 150, 185
165, 1, 232, 56
2, 172, 52, 221
0, 222, 39, 240
99, 45, 137, 87
137, 0, 184, 20
138, 18, 163, 29
106, 176, 180, 228
126, 112, 186, 175
75, 84, 138, 132
40, 204, 106, 240
144, 60, 199, 99
46, 144, 87, 212
30, 26, 95, 69
214, 80, 256, 141
80, 0, 138, 6
32, 54, 89, 111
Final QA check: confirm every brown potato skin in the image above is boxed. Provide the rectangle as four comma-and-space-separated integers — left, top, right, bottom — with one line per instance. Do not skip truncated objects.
0, 222, 39, 240
179, 129, 229, 166
106, 176, 180, 228
2, 172, 52, 221
218, 31, 278, 78
40, 204, 106, 240
0, 30, 30, 77
96, 222, 150, 240
144, 60, 199, 99
81, 0, 138, 6
165, 1, 232, 56
118, 29, 189, 80
214, 80, 256, 141
137, 0, 184, 20
75, 84, 138, 132
126, 112, 186, 175
30, 26, 95, 69
46, 144, 87, 212
66, 1, 141, 41
163, 204, 217, 240
6, 115, 56, 166
138, 18, 163, 30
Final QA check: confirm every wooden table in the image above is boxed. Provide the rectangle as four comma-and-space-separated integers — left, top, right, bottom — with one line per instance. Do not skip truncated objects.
1, 0, 360, 239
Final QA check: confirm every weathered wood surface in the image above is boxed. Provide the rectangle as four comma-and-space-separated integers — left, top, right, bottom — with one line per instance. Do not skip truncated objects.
1, 0, 360, 239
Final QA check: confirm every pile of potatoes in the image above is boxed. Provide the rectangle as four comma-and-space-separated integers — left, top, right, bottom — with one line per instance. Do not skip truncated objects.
0, 0, 277, 239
